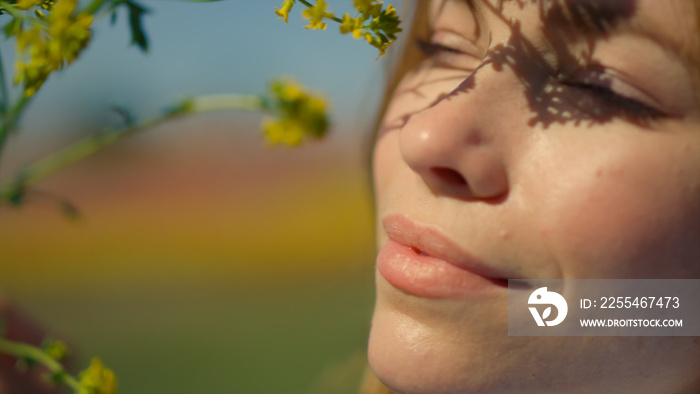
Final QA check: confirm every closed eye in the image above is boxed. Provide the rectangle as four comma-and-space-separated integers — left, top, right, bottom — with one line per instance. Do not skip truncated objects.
414, 36, 483, 72
564, 82, 664, 118
415, 38, 463, 56
560, 67, 667, 119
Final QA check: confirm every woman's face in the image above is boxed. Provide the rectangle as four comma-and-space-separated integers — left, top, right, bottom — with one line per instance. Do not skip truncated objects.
369, 0, 700, 393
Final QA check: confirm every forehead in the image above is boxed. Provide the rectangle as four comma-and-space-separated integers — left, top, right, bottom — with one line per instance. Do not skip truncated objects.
626, 0, 699, 68
430, 0, 700, 70
554, 0, 699, 67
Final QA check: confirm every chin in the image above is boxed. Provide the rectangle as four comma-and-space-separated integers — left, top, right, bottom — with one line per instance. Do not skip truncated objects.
369, 292, 700, 394
368, 269, 524, 393
367, 294, 507, 394
368, 304, 453, 394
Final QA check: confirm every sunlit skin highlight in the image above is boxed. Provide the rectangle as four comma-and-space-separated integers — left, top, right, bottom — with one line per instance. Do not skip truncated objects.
369, 0, 700, 393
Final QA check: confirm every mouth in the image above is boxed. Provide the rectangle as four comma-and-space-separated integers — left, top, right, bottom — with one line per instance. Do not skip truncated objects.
407, 245, 511, 288
377, 215, 528, 298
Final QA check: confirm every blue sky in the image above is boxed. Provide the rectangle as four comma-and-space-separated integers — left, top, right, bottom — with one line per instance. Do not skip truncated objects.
1, 0, 403, 143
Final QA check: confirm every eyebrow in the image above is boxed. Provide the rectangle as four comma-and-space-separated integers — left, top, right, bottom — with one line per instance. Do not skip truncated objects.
547, 0, 635, 35
544, 0, 700, 70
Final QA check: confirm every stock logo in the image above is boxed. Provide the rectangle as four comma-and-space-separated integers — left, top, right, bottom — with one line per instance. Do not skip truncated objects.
528, 287, 568, 327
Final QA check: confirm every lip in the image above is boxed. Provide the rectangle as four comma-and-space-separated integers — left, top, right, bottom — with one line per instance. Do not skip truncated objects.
377, 214, 511, 298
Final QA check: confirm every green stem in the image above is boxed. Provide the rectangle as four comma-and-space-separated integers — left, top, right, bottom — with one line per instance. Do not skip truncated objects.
0, 338, 82, 393
0, 0, 40, 166
0, 94, 266, 203
0, 95, 31, 173
297, 0, 343, 23
0, 41, 8, 118
0, 1, 21, 18
0, 2, 48, 29
191, 94, 268, 111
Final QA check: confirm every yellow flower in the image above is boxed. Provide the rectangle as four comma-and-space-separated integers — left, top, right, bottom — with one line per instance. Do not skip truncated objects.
302, 0, 328, 30
43, 339, 69, 361
274, 0, 294, 24
363, 4, 401, 57
15, 0, 42, 10
354, 0, 382, 18
78, 357, 118, 394
340, 14, 364, 39
262, 118, 305, 146
273, 0, 402, 58
262, 78, 329, 146
41, 0, 57, 10
14, 0, 94, 96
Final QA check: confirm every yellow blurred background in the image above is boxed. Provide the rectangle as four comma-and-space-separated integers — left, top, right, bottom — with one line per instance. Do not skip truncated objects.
0, 113, 378, 393
0, 1, 390, 391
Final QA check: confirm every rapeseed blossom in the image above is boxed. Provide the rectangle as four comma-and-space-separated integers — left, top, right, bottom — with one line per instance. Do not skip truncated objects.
13, 0, 93, 96
274, 0, 402, 57
78, 357, 118, 394
357, 2, 401, 56
302, 0, 329, 30
43, 339, 69, 361
340, 13, 363, 39
262, 79, 329, 146
274, 0, 294, 23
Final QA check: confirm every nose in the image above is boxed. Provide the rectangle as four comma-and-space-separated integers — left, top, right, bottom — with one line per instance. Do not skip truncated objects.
398, 71, 510, 201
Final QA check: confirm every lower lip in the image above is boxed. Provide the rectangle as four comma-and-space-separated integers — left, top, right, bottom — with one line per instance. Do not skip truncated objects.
376, 239, 503, 298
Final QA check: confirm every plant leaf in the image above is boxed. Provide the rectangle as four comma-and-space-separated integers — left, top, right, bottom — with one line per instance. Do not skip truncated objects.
3, 17, 22, 38
111, 105, 135, 127
125, 1, 150, 52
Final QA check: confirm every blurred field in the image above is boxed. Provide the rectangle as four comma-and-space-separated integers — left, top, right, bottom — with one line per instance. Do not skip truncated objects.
0, 116, 377, 393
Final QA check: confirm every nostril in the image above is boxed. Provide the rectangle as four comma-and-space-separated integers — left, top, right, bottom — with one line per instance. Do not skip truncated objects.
430, 167, 467, 186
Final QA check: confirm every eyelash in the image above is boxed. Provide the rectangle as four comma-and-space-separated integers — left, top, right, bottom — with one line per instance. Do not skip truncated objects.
561, 80, 665, 118
415, 38, 463, 56
415, 39, 665, 119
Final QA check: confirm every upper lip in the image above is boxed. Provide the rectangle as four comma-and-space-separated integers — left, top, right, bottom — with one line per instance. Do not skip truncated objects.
382, 214, 510, 280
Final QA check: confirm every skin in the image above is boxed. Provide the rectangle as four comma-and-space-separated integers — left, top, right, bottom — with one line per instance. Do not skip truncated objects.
369, 0, 700, 393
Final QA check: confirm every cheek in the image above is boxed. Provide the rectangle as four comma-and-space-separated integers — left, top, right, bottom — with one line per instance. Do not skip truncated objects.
373, 131, 409, 213
529, 131, 700, 279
